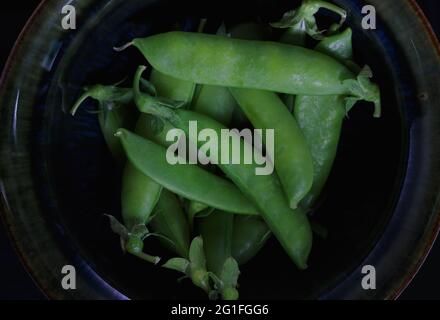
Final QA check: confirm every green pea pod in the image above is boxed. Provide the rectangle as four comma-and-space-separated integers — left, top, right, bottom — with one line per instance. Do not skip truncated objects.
186, 25, 242, 220
228, 22, 269, 128
295, 28, 363, 209
120, 162, 162, 231
149, 189, 190, 259
186, 199, 216, 231
198, 211, 233, 277
232, 216, 271, 265
295, 95, 345, 209
150, 69, 196, 107
128, 31, 380, 115
133, 67, 312, 269
149, 69, 212, 225
71, 84, 136, 165
193, 85, 237, 126
188, 85, 237, 219
116, 129, 258, 216
229, 88, 314, 209
71, 83, 163, 264
227, 23, 272, 264
121, 68, 196, 248
273, 0, 347, 110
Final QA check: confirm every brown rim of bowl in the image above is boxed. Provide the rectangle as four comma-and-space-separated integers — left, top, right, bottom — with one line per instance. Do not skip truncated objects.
0, 0, 439, 300
389, 0, 440, 300
0, 0, 51, 299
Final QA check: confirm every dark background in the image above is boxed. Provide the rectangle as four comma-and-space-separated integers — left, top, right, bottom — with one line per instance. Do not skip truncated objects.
0, 0, 439, 300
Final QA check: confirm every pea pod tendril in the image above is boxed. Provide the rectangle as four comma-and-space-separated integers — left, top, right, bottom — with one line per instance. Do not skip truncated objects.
271, 0, 347, 40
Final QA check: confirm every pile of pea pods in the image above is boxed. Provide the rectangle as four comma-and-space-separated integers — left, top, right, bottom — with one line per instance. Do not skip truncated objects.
71, 0, 381, 300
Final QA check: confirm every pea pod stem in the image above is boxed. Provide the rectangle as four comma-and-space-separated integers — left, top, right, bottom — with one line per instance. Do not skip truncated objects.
271, 0, 347, 40
163, 237, 213, 296
70, 84, 137, 165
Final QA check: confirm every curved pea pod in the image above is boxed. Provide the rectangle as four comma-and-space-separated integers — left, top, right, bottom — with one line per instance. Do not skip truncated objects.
120, 162, 162, 231
150, 69, 196, 107
116, 129, 258, 216
198, 211, 241, 300
129, 31, 380, 114
227, 22, 270, 127
273, 1, 348, 111
98, 104, 137, 165
122, 68, 197, 234
71, 83, 162, 264
232, 216, 271, 266
189, 82, 239, 220
186, 201, 214, 231
198, 211, 233, 277
133, 67, 312, 269
148, 69, 212, 226
295, 28, 371, 209
229, 88, 314, 209
295, 95, 346, 209
149, 189, 190, 259
190, 80, 239, 221
71, 84, 136, 165
193, 85, 237, 126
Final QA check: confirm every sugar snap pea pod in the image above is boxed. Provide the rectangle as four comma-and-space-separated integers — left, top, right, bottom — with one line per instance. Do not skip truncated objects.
149, 189, 190, 259
110, 119, 165, 264
295, 28, 363, 209
271, 0, 347, 42
272, 0, 347, 110
133, 66, 312, 269
126, 31, 380, 115
232, 216, 271, 265
198, 211, 233, 277
99, 70, 194, 263
186, 201, 214, 231
191, 24, 239, 127
229, 88, 314, 209
120, 68, 196, 247
193, 85, 237, 126
71, 84, 136, 165
72, 83, 162, 264
189, 84, 238, 222
227, 23, 271, 126
186, 24, 247, 221
196, 209, 241, 300
150, 69, 196, 107
116, 129, 258, 216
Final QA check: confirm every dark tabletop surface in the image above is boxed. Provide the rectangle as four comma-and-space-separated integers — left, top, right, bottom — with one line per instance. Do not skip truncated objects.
0, 0, 439, 300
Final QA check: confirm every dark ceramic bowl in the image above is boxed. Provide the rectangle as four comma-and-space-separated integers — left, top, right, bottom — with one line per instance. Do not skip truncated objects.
0, 0, 439, 300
